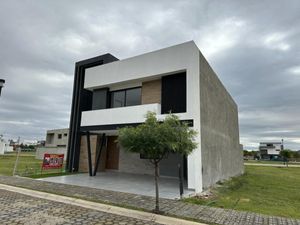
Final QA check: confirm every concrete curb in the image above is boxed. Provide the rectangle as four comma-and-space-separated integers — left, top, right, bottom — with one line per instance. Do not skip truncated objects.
0, 184, 206, 225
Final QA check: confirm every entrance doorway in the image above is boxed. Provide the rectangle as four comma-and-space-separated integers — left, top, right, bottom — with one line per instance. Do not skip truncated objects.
105, 136, 119, 170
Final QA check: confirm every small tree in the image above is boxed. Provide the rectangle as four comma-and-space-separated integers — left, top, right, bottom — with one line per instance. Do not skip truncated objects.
280, 149, 292, 167
117, 112, 197, 213
292, 151, 300, 159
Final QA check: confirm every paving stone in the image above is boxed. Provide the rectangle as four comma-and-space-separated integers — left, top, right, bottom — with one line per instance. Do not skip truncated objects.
0, 189, 161, 225
0, 175, 299, 225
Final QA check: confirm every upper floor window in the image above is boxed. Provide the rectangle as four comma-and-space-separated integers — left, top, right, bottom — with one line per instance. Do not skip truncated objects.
92, 88, 109, 110
111, 90, 126, 107
161, 72, 186, 114
126, 88, 141, 106
58, 134, 62, 139
110, 87, 141, 108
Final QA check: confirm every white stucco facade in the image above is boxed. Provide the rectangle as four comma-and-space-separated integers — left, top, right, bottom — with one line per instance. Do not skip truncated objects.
0, 140, 13, 154
77, 41, 242, 193
81, 103, 161, 126
82, 41, 203, 192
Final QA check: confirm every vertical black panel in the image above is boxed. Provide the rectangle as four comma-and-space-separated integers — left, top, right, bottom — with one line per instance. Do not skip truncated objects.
92, 88, 109, 110
86, 132, 93, 176
93, 133, 106, 176
161, 72, 186, 114
160, 153, 184, 177
66, 54, 119, 172
81, 89, 93, 111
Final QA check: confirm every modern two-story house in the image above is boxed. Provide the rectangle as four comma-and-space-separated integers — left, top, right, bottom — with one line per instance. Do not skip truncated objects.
259, 141, 283, 160
66, 41, 243, 193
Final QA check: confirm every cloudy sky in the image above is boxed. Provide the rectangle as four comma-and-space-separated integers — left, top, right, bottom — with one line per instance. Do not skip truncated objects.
0, 0, 299, 150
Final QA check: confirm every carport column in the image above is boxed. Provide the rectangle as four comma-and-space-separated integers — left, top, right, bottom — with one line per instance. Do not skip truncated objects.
93, 133, 106, 176
187, 131, 203, 193
86, 131, 93, 176
194, 132, 203, 193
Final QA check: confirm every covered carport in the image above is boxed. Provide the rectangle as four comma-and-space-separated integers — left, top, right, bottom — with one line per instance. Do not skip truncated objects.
39, 171, 194, 199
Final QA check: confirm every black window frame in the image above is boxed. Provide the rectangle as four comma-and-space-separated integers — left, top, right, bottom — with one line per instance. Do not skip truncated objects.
110, 86, 141, 108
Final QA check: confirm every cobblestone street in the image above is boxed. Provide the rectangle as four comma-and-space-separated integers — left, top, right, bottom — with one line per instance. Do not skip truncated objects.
0, 189, 161, 225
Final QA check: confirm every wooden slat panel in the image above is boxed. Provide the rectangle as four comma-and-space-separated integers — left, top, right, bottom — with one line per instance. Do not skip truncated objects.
106, 136, 119, 170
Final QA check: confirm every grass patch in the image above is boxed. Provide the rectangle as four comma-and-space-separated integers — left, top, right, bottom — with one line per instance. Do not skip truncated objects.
0, 153, 66, 177
28, 172, 72, 179
245, 160, 300, 165
184, 166, 300, 219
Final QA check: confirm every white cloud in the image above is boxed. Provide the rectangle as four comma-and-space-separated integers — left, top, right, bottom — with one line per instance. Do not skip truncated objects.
288, 66, 300, 75
196, 17, 247, 57
0, 120, 32, 125
50, 31, 90, 55
263, 32, 290, 51
240, 137, 259, 149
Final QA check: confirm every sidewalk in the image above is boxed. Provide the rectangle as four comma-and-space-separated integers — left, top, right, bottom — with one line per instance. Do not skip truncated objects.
0, 175, 299, 225
0, 184, 203, 225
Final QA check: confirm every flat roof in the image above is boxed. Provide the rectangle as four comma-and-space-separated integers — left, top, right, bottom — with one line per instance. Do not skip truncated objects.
259, 142, 282, 144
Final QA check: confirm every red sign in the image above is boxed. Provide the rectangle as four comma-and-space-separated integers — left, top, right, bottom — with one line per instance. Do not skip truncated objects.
42, 154, 64, 169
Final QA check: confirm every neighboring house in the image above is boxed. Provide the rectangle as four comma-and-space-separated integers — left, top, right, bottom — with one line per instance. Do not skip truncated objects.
259, 141, 283, 160
37, 140, 46, 147
0, 139, 5, 155
36, 128, 69, 160
0, 137, 13, 154
66, 41, 243, 193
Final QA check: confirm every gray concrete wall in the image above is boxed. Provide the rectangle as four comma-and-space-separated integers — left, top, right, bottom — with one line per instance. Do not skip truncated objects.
35, 147, 68, 160
159, 153, 183, 177
199, 51, 244, 189
118, 146, 154, 175
118, 147, 183, 177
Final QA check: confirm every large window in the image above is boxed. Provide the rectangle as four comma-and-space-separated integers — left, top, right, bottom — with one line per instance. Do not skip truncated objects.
111, 91, 126, 107
110, 87, 141, 108
126, 88, 141, 106
92, 88, 109, 110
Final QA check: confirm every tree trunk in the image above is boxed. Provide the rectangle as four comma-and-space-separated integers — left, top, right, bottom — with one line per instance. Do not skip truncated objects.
154, 161, 160, 213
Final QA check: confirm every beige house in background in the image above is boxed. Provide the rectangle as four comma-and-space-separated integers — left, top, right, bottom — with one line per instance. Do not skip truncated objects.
36, 128, 69, 160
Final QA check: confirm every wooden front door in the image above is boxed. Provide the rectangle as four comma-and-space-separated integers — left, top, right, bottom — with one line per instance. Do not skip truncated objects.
105, 136, 119, 170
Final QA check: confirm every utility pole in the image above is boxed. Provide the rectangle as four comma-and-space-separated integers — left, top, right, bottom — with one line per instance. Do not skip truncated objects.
0, 79, 5, 96
13, 137, 21, 176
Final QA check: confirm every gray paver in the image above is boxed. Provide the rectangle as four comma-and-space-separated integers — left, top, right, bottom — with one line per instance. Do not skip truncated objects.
0, 189, 161, 225
0, 175, 299, 225
39, 173, 194, 199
